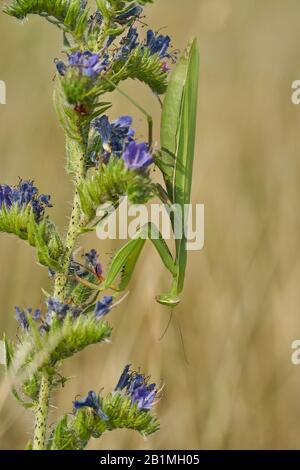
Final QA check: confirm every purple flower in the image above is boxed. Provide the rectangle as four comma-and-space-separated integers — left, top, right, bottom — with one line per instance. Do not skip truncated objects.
123, 141, 153, 169
0, 180, 52, 222
15, 307, 29, 330
116, 27, 139, 61
55, 51, 109, 78
46, 297, 81, 323
94, 296, 113, 319
69, 51, 109, 77
84, 249, 103, 278
15, 306, 42, 330
145, 30, 171, 59
115, 364, 131, 390
54, 59, 67, 76
92, 115, 135, 160
115, 365, 158, 411
46, 297, 70, 322
73, 390, 108, 421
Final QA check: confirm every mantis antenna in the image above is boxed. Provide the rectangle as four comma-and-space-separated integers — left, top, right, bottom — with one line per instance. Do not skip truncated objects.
104, 77, 154, 149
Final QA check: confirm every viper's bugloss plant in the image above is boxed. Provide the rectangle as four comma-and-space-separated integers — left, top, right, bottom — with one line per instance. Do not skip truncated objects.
1, 0, 199, 450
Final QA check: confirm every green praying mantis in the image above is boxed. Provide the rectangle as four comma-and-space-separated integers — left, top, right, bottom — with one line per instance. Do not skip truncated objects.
85, 39, 200, 308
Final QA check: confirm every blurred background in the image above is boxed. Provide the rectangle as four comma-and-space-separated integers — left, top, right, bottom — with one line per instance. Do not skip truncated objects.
1, 0, 300, 450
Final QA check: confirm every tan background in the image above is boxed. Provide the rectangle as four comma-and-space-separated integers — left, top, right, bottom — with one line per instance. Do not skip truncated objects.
1, 0, 300, 450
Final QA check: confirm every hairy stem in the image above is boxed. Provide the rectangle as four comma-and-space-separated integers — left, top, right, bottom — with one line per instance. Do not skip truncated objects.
54, 140, 86, 299
33, 140, 86, 449
32, 372, 50, 450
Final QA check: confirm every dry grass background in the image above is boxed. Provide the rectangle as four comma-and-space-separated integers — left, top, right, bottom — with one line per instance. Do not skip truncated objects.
1, 0, 300, 450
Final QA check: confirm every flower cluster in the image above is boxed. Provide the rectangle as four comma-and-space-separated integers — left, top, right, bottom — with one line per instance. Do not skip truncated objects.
15, 306, 41, 330
55, 20, 174, 82
46, 294, 113, 324
55, 51, 110, 78
90, 114, 153, 169
144, 29, 172, 60
0, 180, 52, 222
116, 26, 175, 69
46, 297, 81, 323
90, 115, 134, 164
115, 364, 158, 411
15, 292, 114, 333
73, 365, 158, 420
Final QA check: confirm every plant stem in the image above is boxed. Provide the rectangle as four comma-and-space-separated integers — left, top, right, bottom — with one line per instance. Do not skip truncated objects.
32, 140, 86, 449
32, 372, 50, 450
54, 140, 86, 299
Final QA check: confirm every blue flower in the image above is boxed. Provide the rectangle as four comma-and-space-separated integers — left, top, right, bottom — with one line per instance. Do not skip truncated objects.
15, 306, 42, 330
116, 27, 139, 60
15, 307, 29, 330
115, 364, 131, 390
115, 365, 158, 411
54, 59, 67, 76
123, 141, 153, 169
145, 30, 171, 59
84, 249, 103, 278
92, 115, 135, 160
46, 297, 70, 322
46, 297, 83, 323
55, 51, 109, 78
69, 51, 109, 77
94, 296, 113, 319
0, 180, 52, 222
73, 390, 108, 421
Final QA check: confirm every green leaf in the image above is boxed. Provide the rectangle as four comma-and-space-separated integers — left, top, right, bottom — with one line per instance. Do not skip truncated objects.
158, 38, 200, 300
174, 39, 199, 293
103, 223, 176, 291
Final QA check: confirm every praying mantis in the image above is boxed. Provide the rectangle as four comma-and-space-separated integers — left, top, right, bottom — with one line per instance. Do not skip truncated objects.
82, 39, 200, 308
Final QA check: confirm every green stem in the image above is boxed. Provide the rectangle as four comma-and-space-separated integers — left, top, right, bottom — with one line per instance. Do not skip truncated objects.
32, 140, 86, 449
32, 373, 50, 450
54, 140, 86, 299
97, 16, 111, 51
